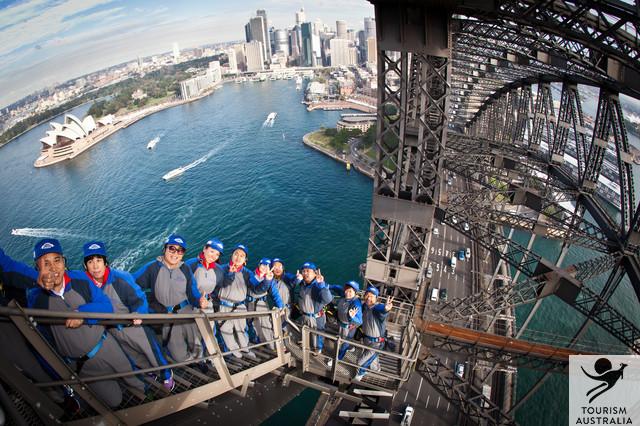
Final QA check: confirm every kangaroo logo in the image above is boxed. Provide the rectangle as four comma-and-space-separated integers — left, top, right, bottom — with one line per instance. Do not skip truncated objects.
581, 357, 627, 403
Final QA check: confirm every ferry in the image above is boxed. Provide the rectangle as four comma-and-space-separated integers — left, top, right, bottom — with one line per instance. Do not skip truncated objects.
263, 112, 277, 127
295, 76, 303, 91
147, 136, 160, 150
162, 167, 186, 181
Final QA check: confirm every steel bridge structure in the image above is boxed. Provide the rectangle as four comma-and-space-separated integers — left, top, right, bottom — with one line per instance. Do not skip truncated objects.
1, 1, 639, 425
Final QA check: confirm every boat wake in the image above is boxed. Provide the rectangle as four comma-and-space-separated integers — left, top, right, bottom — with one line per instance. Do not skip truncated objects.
11, 228, 88, 239
162, 141, 228, 181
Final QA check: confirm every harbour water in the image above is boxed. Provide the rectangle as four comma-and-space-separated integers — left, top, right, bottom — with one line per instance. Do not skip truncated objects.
0, 79, 638, 425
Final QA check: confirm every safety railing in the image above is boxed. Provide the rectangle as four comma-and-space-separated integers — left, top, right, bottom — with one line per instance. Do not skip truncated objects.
298, 319, 421, 392
0, 302, 290, 425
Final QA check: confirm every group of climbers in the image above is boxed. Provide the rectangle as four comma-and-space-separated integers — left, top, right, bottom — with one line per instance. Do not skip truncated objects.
0, 234, 394, 409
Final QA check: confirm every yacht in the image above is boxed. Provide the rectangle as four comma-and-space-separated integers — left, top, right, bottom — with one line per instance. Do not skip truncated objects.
147, 136, 160, 150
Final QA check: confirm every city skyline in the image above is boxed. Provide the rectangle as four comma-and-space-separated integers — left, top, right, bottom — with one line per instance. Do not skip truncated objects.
0, 0, 374, 109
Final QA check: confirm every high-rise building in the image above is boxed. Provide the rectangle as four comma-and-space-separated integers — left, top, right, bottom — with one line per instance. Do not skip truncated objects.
290, 26, 301, 63
248, 16, 270, 63
172, 42, 180, 63
367, 37, 377, 65
244, 41, 265, 72
330, 38, 357, 67
256, 10, 271, 61
301, 22, 313, 67
336, 20, 347, 39
233, 44, 246, 72
274, 29, 289, 56
364, 17, 376, 39
295, 8, 305, 26
244, 23, 252, 43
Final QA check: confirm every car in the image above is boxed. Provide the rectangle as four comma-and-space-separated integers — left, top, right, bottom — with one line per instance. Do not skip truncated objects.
450, 256, 457, 269
452, 216, 458, 224
463, 222, 470, 231
466, 247, 471, 259
447, 178, 453, 186
439, 288, 448, 301
430, 288, 439, 302
427, 265, 433, 278
455, 362, 465, 379
401, 405, 414, 426
433, 227, 439, 236
458, 249, 465, 261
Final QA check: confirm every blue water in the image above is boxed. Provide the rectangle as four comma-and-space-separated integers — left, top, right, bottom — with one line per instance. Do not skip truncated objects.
0, 81, 372, 282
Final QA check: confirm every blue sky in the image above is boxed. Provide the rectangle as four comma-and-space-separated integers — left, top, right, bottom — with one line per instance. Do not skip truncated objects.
0, 0, 374, 108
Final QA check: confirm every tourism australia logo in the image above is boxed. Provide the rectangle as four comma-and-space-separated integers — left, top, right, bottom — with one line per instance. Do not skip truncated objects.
570, 355, 639, 425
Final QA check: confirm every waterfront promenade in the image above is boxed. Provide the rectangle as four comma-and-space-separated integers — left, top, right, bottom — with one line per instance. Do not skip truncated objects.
302, 130, 374, 178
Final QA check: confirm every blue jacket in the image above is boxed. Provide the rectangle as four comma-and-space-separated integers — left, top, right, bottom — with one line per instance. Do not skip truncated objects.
362, 303, 389, 339
329, 285, 363, 326
294, 278, 333, 315
87, 268, 149, 314
0, 247, 39, 305
249, 275, 285, 309
133, 259, 200, 314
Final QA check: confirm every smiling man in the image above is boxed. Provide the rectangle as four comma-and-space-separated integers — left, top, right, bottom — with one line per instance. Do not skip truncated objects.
134, 234, 205, 363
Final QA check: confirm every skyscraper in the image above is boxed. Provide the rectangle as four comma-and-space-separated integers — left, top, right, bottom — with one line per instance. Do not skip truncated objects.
274, 29, 289, 56
336, 20, 347, 39
244, 41, 265, 72
227, 48, 238, 74
256, 10, 271, 61
247, 13, 270, 63
364, 17, 376, 39
330, 38, 357, 67
295, 8, 305, 26
301, 22, 313, 67
367, 37, 377, 65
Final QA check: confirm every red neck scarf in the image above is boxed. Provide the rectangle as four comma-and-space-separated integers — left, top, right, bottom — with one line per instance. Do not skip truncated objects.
85, 267, 110, 288
199, 252, 218, 270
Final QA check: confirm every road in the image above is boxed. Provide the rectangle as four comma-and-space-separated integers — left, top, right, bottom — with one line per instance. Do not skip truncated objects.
387, 172, 490, 425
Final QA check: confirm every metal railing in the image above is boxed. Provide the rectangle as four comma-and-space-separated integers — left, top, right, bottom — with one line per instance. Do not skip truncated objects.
0, 302, 291, 425
299, 319, 421, 391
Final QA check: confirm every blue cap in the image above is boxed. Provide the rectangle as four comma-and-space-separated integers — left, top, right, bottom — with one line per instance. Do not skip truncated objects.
83, 241, 107, 259
259, 258, 272, 266
365, 285, 379, 297
345, 281, 360, 292
33, 238, 63, 260
165, 234, 187, 249
301, 262, 317, 271
233, 244, 249, 257
205, 238, 224, 254
272, 258, 283, 265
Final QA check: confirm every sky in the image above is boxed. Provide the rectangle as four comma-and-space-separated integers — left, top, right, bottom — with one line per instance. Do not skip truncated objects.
0, 0, 375, 109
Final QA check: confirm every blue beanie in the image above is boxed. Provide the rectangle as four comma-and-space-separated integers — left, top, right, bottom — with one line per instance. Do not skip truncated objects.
83, 241, 107, 259
272, 258, 284, 266
33, 238, 63, 260
345, 281, 360, 292
206, 238, 224, 254
165, 234, 187, 249
365, 285, 379, 297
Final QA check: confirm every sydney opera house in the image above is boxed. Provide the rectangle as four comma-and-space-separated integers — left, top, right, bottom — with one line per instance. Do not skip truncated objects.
35, 113, 116, 167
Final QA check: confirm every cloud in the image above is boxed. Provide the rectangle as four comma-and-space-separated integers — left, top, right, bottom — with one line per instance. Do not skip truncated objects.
0, 0, 117, 56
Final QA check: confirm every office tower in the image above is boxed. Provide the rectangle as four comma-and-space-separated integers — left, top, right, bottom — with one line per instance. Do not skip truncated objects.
244, 41, 265, 72
364, 17, 376, 39
256, 10, 271, 61
336, 20, 347, 39
301, 22, 313, 67
227, 48, 238, 73
367, 37, 377, 65
295, 8, 305, 26
330, 38, 357, 66
274, 29, 289, 55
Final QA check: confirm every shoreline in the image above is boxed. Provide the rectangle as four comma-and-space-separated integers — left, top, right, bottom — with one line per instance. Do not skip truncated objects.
302, 130, 374, 179
33, 81, 223, 168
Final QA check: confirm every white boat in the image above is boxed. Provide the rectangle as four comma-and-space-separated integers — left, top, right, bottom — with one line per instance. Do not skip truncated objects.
263, 112, 277, 127
10, 229, 18, 235
147, 136, 160, 150
267, 112, 277, 121
295, 76, 303, 90
162, 167, 186, 181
